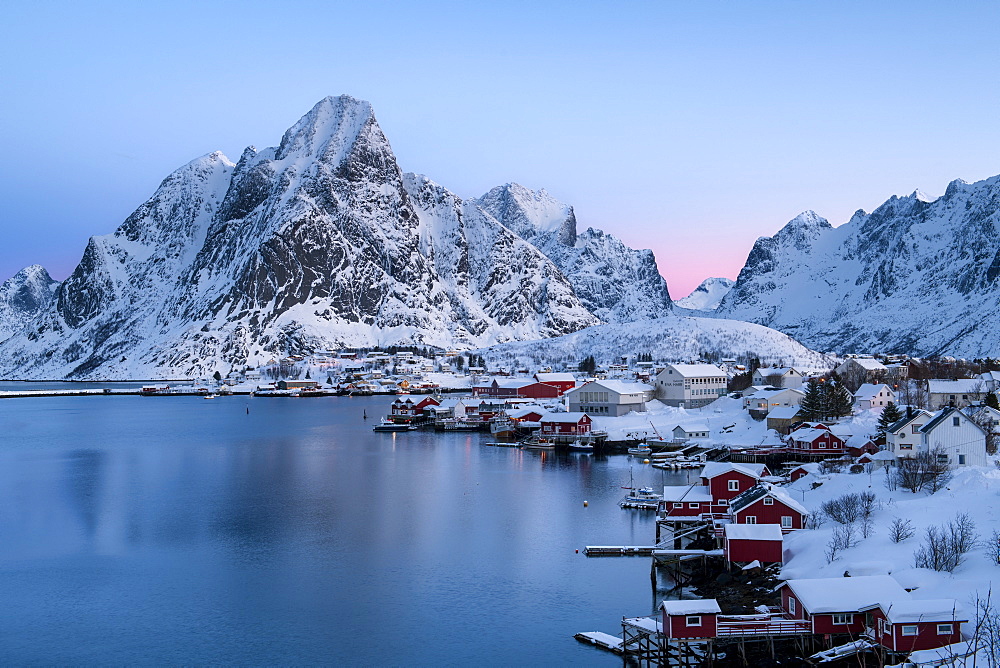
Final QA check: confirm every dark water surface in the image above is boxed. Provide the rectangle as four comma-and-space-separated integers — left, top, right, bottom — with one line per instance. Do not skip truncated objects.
0, 394, 694, 664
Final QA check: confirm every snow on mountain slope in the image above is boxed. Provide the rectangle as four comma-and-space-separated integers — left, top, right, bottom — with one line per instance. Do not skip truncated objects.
718, 178, 1000, 357
0, 265, 59, 341
478, 314, 832, 370
476, 183, 673, 321
674, 277, 735, 311
0, 96, 634, 379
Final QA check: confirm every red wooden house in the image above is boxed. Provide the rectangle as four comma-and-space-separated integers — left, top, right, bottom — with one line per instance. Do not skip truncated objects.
660, 484, 714, 518
473, 379, 561, 399
533, 372, 577, 395
699, 462, 770, 512
389, 396, 440, 421
862, 600, 966, 653
539, 412, 592, 436
723, 523, 783, 564
786, 426, 846, 457
779, 576, 909, 636
659, 599, 721, 639
728, 484, 808, 532
788, 463, 821, 482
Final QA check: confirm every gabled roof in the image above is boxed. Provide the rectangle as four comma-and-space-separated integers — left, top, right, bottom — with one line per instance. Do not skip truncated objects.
659, 599, 721, 615
754, 367, 800, 376
700, 462, 767, 480
662, 363, 727, 378
766, 405, 803, 420
927, 378, 984, 394
781, 575, 909, 614
661, 484, 712, 503
539, 411, 590, 423
841, 358, 888, 371
570, 379, 652, 396
854, 383, 893, 401
788, 427, 837, 443
730, 484, 808, 516
921, 407, 986, 435
866, 599, 967, 624
886, 409, 932, 435
724, 523, 783, 541
534, 372, 575, 383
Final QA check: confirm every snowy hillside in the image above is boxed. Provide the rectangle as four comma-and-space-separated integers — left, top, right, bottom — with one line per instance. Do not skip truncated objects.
0, 265, 59, 341
674, 277, 734, 311
477, 314, 832, 370
0, 95, 678, 379
718, 179, 1000, 357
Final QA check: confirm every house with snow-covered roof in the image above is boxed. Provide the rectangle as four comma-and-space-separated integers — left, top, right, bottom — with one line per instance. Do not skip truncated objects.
885, 408, 933, 458
835, 357, 888, 383
532, 372, 576, 394
671, 423, 710, 440
538, 412, 592, 436
699, 462, 770, 506
728, 484, 807, 532
927, 378, 986, 409
853, 383, 896, 410
659, 484, 714, 518
785, 425, 846, 458
766, 405, 804, 435
654, 363, 728, 408
918, 406, 987, 467
979, 370, 1000, 393
723, 523, 783, 564
779, 575, 909, 636
743, 387, 805, 419
751, 366, 804, 389
659, 599, 721, 640
862, 599, 966, 653
566, 379, 652, 416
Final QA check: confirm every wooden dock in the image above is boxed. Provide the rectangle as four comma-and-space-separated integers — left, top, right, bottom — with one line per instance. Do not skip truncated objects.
583, 545, 656, 556
0, 388, 142, 398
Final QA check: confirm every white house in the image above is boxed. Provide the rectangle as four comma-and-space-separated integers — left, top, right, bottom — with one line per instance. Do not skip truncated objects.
979, 371, 1000, 393
566, 379, 653, 416
751, 366, 804, 389
654, 363, 728, 408
885, 409, 933, 458
927, 379, 987, 409
835, 357, 888, 382
672, 423, 711, 440
743, 387, 805, 418
919, 407, 987, 467
854, 383, 897, 410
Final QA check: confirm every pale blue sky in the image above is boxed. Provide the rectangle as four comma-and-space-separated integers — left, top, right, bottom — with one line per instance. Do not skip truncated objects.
2, 1, 999, 297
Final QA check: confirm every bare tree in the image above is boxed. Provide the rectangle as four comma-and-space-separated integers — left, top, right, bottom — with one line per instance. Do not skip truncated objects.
914, 513, 978, 572
990, 530, 1000, 565
825, 524, 859, 563
889, 517, 915, 543
968, 406, 1000, 455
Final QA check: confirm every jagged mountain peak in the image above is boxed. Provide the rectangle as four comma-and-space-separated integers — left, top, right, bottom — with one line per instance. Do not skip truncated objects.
274, 94, 379, 163
674, 277, 735, 311
476, 183, 576, 245
0, 265, 60, 341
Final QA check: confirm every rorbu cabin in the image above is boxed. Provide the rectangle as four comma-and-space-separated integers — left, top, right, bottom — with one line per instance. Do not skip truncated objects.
659, 599, 720, 640
538, 413, 592, 436
699, 462, 770, 508
728, 484, 808, 532
863, 599, 966, 653
723, 523, 783, 564
660, 484, 714, 518
779, 575, 910, 636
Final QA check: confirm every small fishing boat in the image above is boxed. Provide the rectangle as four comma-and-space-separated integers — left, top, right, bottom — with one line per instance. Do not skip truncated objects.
521, 439, 555, 450
619, 468, 663, 509
627, 445, 652, 456
566, 440, 594, 453
372, 419, 413, 432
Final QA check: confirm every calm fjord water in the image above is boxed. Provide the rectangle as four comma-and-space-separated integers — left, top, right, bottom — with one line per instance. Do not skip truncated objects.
0, 393, 691, 664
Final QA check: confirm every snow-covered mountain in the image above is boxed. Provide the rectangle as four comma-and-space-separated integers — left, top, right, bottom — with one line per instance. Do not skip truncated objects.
674, 277, 735, 311
0, 95, 679, 379
0, 265, 59, 341
479, 314, 832, 371
718, 177, 1000, 357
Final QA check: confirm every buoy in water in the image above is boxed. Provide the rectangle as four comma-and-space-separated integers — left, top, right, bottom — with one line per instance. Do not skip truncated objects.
583, 500, 588, 507
643, 459, 650, 464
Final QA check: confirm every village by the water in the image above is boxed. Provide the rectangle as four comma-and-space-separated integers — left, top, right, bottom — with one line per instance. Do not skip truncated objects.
13, 349, 1000, 667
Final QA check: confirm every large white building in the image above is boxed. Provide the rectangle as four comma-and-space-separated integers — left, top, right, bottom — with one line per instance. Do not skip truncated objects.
654, 363, 728, 408
927, 379, 987, 409
566, 380, 653, 416
918, 407, 987, 467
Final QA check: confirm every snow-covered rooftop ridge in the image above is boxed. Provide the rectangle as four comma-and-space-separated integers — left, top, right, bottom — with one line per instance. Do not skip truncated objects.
700, 461, 766, 480
876, 599, 966, 624
782, 575, 910, 614
724, 523, 783, 540
575, 379, 651, 394
664, 363, 727, 377
659, 599, 721, 615
927, 378, 984, 393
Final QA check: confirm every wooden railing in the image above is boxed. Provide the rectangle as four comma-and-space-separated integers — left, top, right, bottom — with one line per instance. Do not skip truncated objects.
716, 618, 811, 637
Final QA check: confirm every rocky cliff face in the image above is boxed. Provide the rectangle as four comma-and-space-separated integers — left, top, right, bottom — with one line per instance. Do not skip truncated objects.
718, 177, 1000, 356
0, 265, 59, 342
674, 277, 735, 311
0, 96, 674, 379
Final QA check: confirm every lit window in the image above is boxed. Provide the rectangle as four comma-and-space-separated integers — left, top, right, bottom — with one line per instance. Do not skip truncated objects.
902, 625, 918, 636
937, 623, 953, 635
832, 614, 853, 625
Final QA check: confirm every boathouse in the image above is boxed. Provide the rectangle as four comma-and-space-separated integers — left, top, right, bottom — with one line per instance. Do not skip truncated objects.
862, 599, 966, 653
660, 484, 714, 518
473, 379, 562, 399
786, 425, 846, 457
723, 523, 783, 564
532, 372, 577, 394
539, 413, 592, 436
728, 484, 808, 531
659, 599, 720, 639
390, 396, 440, 421
779, 575, 910, 636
